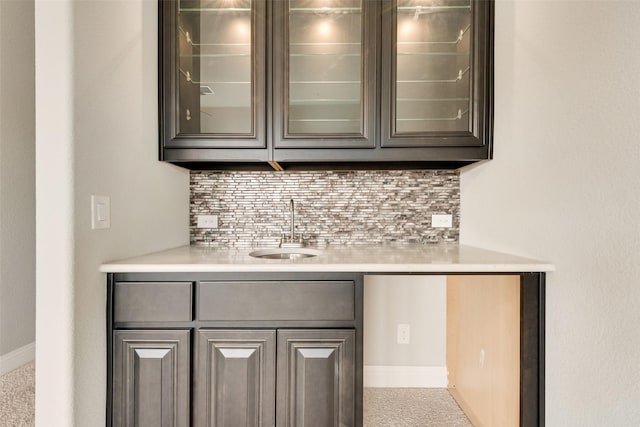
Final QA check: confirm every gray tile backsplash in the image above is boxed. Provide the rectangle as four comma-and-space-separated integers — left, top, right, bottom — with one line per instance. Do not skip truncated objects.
190, 170, 459, 247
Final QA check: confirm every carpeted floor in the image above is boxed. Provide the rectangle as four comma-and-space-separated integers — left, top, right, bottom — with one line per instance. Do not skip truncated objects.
364, 388, 472, 426
0, 363, 471, 426
0, 362, 35, 427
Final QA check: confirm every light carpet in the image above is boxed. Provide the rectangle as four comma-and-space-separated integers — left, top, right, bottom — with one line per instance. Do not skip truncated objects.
0, 362, 35, 427
364, 388, 472, 426
0, 364, 472, 426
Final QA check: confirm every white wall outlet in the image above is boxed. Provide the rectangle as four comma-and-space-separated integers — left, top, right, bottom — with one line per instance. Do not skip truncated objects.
91, 195, 110, 230
197, 215, 218, 229
431, 214, 453, 228
397, 323, 411, 345
479, 348, 486, 368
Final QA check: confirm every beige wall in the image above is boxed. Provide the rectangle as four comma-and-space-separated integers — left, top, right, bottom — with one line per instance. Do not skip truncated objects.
0, 0, 35, 359
364, 275, 446, 367
461, 1, 640, 425
35, 0, 190, 424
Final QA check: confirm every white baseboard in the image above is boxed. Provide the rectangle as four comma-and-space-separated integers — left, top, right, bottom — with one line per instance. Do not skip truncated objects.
0, 341, 35, 376
364, 365, 448, 388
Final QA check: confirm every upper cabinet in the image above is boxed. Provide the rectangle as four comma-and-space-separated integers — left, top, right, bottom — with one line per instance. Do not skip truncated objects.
272, 0, 378, 149
160, 0, 270, 164
381, 0, 492, 149
159, 0, 493, 169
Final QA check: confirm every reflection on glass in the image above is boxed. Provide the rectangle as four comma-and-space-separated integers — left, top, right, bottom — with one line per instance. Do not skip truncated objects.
178, 0, 253, 135
395, 0, 472, 133
288, 0, 363, 135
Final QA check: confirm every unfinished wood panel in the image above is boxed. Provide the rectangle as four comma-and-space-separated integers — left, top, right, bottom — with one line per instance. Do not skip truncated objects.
447, 275, 520, 427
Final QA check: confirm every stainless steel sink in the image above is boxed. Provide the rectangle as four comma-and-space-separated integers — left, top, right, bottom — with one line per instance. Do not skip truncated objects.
249, 248, 322, 260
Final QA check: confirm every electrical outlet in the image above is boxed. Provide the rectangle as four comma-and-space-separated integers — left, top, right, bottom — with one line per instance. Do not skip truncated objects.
397, 324, 411, 344
431, 214, 453, 228
479, 348, 486, 368
197, 215, 218, 229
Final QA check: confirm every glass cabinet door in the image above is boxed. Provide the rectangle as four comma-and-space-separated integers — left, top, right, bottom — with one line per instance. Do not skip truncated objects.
273, 0, 377, 148
161, 0, 266, 149
382, 0, 491, 147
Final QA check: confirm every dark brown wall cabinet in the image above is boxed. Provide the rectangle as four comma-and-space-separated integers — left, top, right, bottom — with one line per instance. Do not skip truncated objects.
107, 273, 364, 427
159, 0, 493, 170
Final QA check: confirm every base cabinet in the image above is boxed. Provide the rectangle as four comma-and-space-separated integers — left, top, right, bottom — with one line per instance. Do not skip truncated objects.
108, 273, 364, 427
112, 330, 190, 427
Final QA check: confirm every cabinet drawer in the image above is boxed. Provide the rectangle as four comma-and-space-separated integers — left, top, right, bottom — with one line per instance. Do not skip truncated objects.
114, 282, 192, 322
198, 281, 355, 321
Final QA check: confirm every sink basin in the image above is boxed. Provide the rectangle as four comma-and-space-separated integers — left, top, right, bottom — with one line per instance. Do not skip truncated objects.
249, 248, 322, 260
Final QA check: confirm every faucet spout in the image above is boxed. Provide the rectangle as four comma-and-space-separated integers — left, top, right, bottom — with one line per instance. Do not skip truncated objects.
280, 199, 304, 248
290, 199, 295, 241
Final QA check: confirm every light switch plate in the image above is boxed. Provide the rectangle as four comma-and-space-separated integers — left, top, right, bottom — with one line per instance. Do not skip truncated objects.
432, 214, 453, 228
91, 195, 110, 230
197, 215, 218, 229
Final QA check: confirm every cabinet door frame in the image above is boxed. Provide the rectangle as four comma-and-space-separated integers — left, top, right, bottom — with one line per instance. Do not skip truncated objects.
194, 329, 276, 427
380, 0, 493, 148
112, 329, 190, 427
276, 329, 356, 427
272, 0, 379, 149
159, 0, 268, 151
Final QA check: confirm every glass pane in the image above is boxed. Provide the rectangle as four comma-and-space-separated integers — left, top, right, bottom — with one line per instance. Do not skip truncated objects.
288, 0, 363, 135
178, 0, 253, 135
395, 0, 472, 133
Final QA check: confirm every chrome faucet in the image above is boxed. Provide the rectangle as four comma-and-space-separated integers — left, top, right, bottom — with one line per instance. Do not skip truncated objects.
290, 199, 295, 241
280, 199, 304, 248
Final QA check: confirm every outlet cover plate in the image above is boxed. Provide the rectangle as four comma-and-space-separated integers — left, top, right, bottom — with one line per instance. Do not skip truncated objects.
197, 215, 219, 229
432, 214, 453, 228
91, 195, 110, 230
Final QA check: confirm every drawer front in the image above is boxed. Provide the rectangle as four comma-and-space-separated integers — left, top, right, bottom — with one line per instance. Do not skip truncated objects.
198, 281, 355, 321
114, 282, 192, 322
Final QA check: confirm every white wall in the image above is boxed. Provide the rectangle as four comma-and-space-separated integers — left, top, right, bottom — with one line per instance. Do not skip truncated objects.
461, 1, 640, 425
0, 0, 35, 365
364, 275, 446, 367
364, 275, 447, 388
35, 0, 190, 424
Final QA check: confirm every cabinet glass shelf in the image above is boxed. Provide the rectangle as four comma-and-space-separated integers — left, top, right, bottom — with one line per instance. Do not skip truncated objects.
290, 118, 360, 122
290, 98, 360, 104
397, 97, 469, 102
397, 5, 471, 12
290, 80, 359, 84
290, 52, 361, 57
398, 109, 469, 121
180, 53, 250, 58
289, 7, 361, 13
179, 8, 251, 13
397, 51, 469, 56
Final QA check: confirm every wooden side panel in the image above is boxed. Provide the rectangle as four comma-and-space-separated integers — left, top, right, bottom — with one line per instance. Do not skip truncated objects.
447, 275, 520, 427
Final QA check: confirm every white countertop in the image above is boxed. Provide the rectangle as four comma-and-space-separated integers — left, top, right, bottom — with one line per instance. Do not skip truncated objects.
100, 244, 554, 273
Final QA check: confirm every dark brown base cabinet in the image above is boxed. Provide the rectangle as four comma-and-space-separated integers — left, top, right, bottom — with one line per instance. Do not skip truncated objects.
107, 273, 364, 427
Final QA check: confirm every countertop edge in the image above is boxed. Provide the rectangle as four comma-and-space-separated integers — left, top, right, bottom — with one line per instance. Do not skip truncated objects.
100, 263, 555, 274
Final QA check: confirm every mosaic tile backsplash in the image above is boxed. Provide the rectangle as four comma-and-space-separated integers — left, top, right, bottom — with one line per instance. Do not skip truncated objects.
190, 170, 459, 247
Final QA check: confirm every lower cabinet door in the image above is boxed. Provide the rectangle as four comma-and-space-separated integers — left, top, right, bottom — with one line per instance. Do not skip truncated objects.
113, 330, 190, 427
195, 330, 276, 427
277, 329, 355, 427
